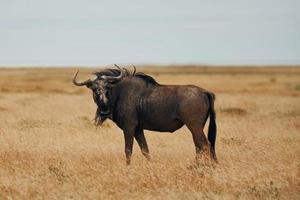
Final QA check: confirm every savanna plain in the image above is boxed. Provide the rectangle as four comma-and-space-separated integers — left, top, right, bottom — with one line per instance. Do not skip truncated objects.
0, 66, 299, 199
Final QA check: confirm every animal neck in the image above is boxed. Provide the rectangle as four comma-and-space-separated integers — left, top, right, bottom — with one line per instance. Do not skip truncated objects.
106, 81, 123, 120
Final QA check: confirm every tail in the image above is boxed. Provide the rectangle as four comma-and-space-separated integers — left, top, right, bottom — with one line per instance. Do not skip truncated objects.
206, 92, 217, 161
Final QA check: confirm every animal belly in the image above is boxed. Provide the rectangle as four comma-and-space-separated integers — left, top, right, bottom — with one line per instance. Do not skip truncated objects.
142, 118, 184, 133
138, 95, 183, 132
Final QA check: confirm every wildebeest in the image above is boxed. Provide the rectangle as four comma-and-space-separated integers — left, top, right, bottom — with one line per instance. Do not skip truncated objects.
73, 65, 217, 164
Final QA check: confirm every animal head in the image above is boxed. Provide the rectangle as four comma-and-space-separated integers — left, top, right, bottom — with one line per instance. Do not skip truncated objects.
73, 64, 127, 125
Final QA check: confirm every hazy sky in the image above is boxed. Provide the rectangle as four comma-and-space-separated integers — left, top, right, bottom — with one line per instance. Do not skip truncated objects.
0, 0, 299, 66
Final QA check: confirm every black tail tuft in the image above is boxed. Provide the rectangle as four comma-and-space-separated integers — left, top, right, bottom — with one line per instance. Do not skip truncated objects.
206, 92, 217, 161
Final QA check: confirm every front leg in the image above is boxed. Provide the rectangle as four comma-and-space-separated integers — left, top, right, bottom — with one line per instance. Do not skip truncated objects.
123, 127, 135, 165
135, 129, 150, 161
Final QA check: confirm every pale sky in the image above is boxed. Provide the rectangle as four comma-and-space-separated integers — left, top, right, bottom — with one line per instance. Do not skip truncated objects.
0, 0, 299, 66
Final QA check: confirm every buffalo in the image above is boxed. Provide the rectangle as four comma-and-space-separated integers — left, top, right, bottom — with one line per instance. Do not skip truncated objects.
73, 65, 217, 165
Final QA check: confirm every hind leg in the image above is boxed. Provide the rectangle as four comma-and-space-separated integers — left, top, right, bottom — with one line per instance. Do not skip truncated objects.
186, 123, 210, 161
178, 91, 211, 161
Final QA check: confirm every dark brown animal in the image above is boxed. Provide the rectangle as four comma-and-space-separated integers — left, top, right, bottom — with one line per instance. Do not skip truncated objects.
73, 65, 217, 164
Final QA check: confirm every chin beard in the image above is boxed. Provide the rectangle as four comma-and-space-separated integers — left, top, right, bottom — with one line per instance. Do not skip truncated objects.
94, 107, 110, 126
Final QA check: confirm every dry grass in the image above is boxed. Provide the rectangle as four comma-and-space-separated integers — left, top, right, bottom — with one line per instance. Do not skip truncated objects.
0, 66, 299, 199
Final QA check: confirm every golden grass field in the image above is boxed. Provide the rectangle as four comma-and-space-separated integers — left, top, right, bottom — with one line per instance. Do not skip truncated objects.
0, 66, 299, 199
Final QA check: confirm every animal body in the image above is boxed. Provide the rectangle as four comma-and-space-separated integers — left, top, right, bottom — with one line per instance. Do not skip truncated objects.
73, 65, 217, 165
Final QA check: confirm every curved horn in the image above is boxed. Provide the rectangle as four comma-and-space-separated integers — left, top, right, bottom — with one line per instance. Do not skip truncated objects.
101, 64, 125, 81
114, 64, 122, 70
132, 65, 136, 75
72, 70, 92, 86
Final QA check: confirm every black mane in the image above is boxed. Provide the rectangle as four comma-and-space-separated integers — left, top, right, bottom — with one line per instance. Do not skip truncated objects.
94, 67, 159, 86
